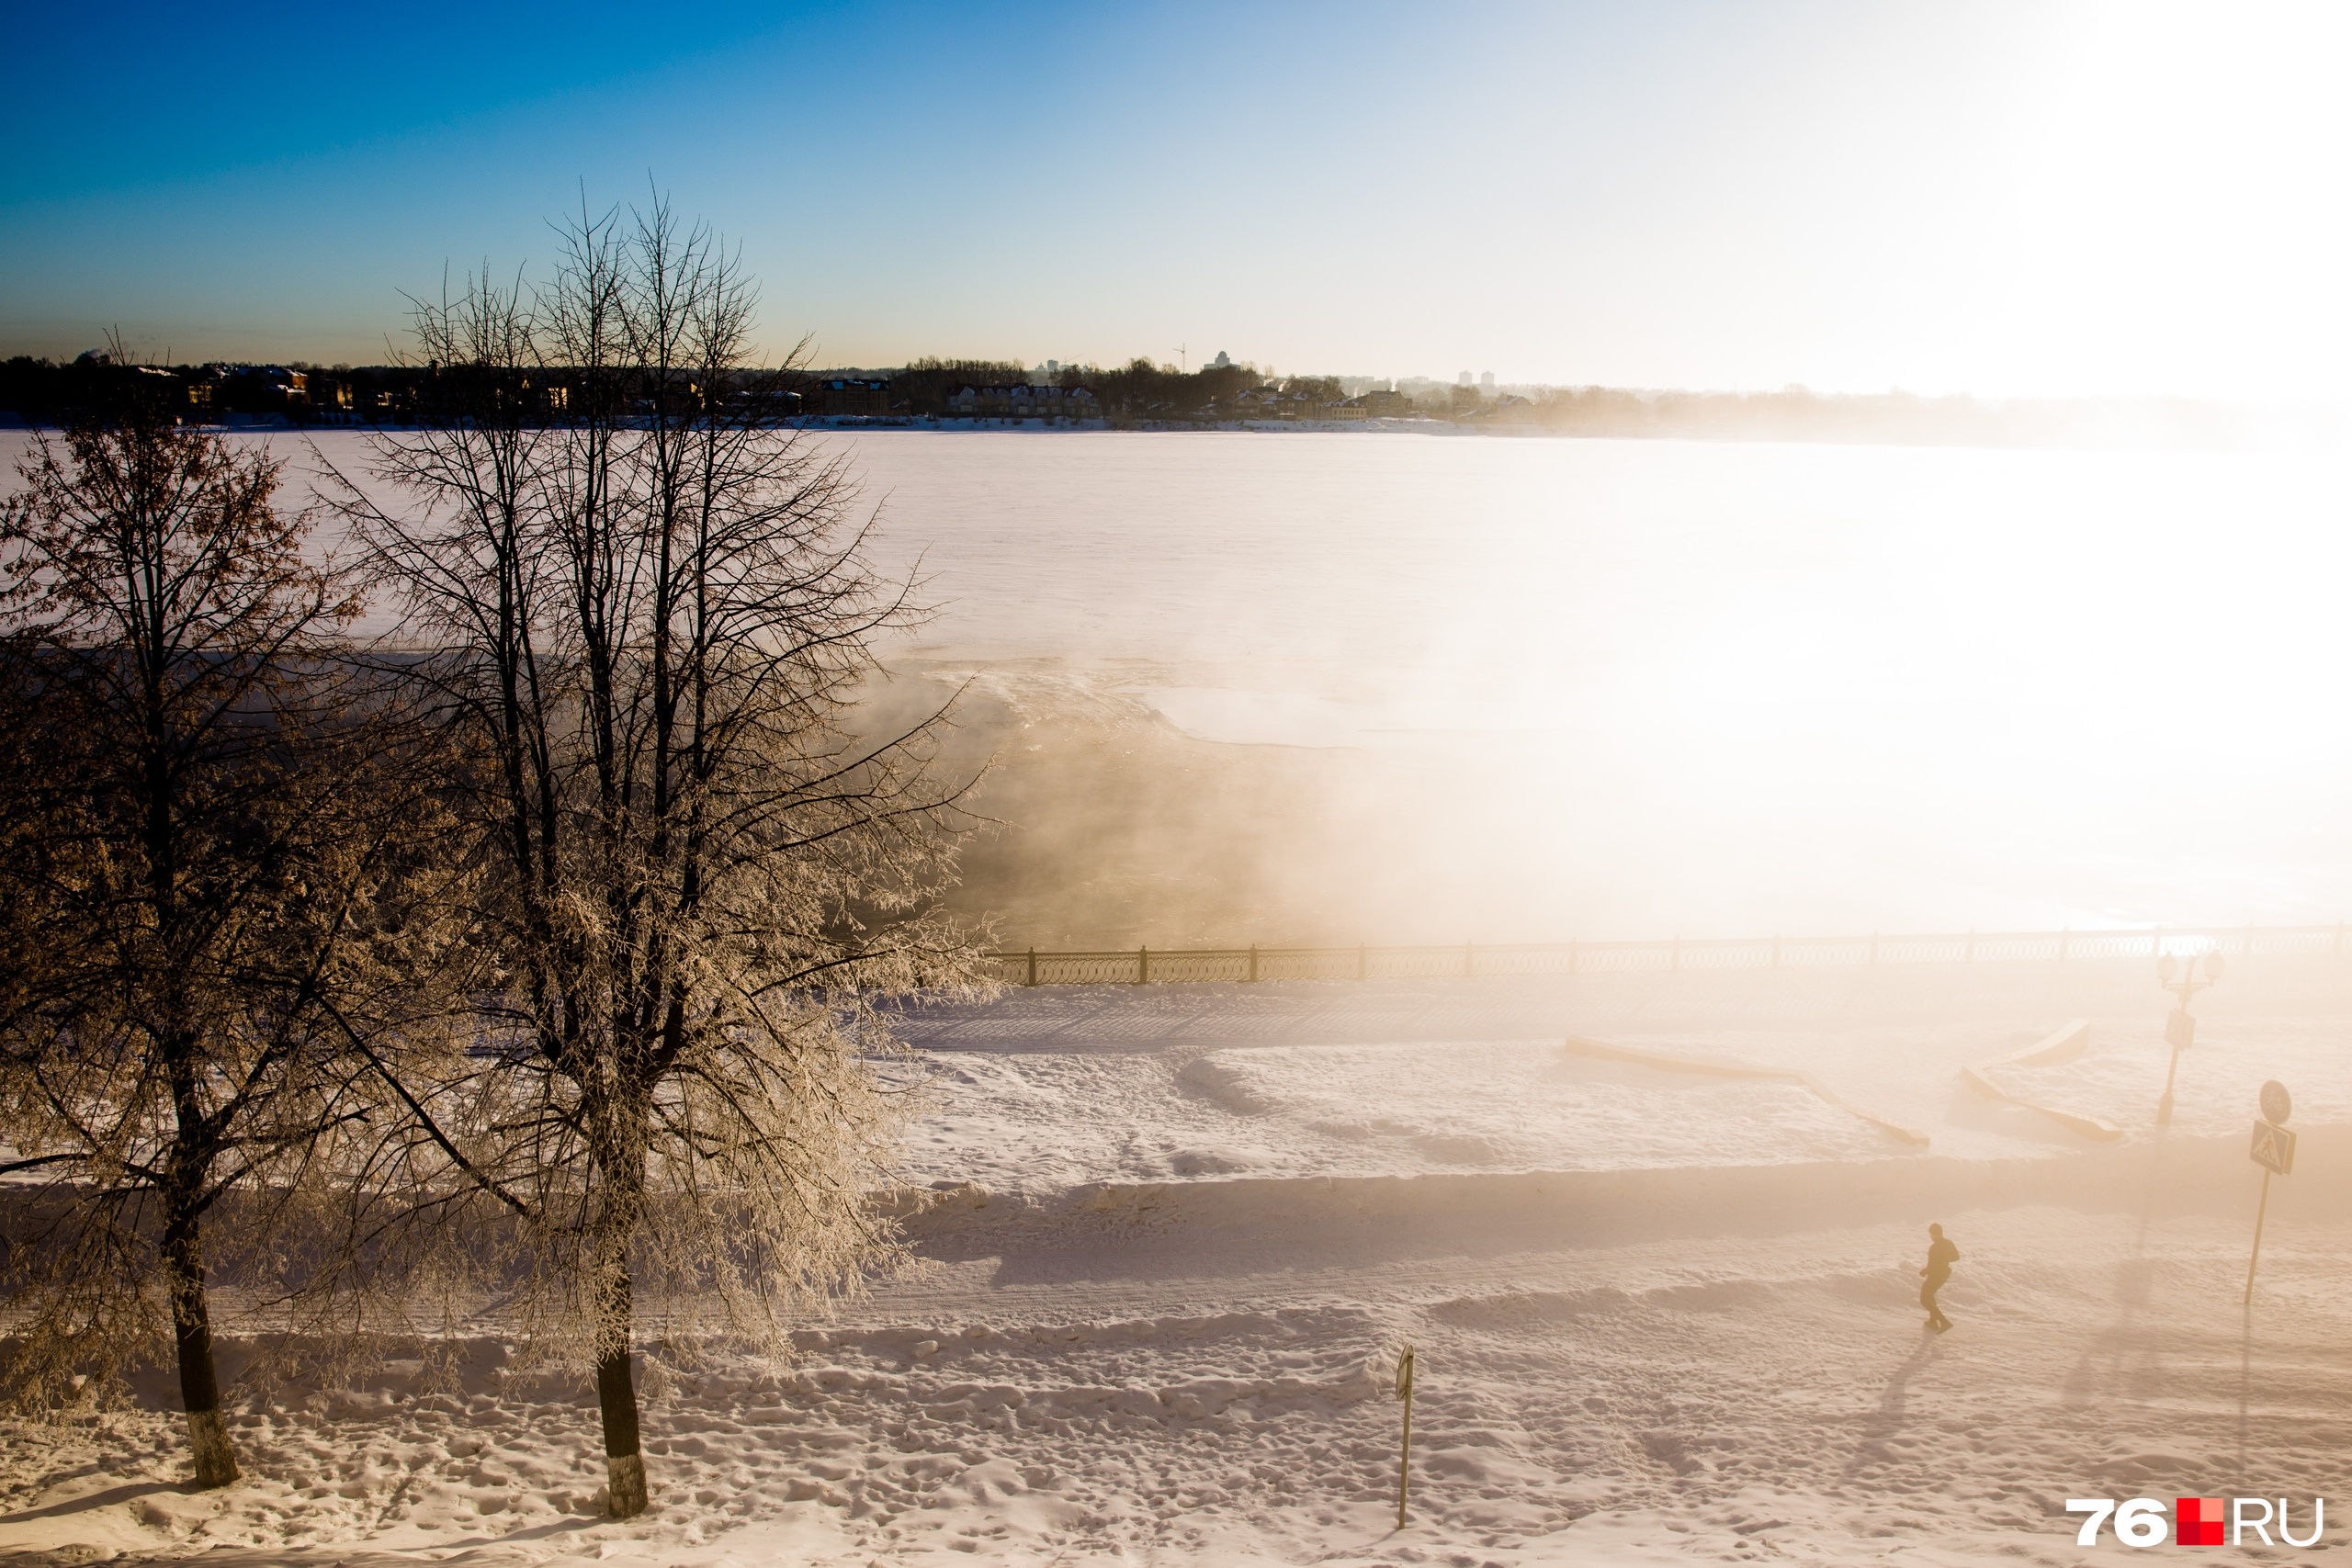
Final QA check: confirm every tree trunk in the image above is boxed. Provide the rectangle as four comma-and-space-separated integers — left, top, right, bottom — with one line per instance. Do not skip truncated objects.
594, 1243, 646, 1516
160, 1206, 240, 1489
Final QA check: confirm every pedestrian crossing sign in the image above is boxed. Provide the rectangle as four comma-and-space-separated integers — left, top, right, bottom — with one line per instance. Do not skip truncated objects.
2250, 1118, 2296, 1176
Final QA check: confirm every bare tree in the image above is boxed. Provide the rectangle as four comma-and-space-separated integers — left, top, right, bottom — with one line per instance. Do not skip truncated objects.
334, 196, 986, 1517
0, 403, 428, 1487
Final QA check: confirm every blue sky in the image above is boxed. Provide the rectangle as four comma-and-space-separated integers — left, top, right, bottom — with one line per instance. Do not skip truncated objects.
5, 2, 2346, 395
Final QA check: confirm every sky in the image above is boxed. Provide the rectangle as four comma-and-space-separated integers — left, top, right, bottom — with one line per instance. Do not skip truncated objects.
3, 0, 2346, 398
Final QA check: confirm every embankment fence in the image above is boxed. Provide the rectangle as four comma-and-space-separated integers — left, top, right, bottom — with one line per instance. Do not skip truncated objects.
988, 923, 2352, 987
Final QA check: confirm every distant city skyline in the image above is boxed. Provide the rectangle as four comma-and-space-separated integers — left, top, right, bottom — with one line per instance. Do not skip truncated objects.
4, 1, 2346, 400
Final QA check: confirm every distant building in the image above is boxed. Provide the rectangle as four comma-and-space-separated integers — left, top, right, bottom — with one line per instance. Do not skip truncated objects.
1208, 351, 1235, 370
214, 365, 309, 413
741, 387, 802, 419
1224, 388, 1317, 420
1456, 371, 1474, 387
1479, 371, 1495, 391
1360, 388, 1409, 415
810, 378, 892, 415
1325, 397, 1370, 421
288, 377, 357, 424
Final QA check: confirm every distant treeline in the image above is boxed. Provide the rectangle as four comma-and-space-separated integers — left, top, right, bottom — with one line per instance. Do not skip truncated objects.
0, 352, 809, 427
0, 352, 1287, 426
3, 354, 441, 425
882, 356, 1272, 417
4, 350, 2329, 450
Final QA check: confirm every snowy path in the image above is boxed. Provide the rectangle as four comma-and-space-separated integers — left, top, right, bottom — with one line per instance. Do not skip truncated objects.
2, 956, 2346, 1566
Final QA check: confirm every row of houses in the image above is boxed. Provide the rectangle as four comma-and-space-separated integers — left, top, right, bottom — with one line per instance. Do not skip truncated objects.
805, 378, 1104, 420
1211, 388, 1405, 421
1216, 388, 1540, 423
944, 383, 1101, 419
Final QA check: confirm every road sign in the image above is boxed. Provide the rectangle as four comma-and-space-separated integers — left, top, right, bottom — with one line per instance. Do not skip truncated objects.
2165, 1010, 2196, 1051
2245, 1082, 2298, 1305
2250, 1119, 2296, 1176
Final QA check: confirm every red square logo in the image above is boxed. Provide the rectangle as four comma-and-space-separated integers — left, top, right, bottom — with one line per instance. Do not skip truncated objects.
2176, 1497, 2224, 1545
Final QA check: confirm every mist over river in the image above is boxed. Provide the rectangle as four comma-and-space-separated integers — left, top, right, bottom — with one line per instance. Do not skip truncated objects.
832, 430, 2352, 943
13, 427, 2347, 944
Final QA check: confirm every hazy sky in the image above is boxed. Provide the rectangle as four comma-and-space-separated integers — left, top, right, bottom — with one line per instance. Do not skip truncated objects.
5, 1, 2345, 396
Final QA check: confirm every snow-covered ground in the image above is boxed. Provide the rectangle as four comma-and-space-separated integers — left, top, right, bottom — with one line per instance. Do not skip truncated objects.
3, 954, 2347, 1566
902, 1040, 1890, 1193
892, 953, 2352, 1191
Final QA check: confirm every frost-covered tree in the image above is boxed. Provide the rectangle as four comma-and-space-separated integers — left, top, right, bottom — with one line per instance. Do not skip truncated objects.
335, 197, 986, 1517
0, 403, 432, 1487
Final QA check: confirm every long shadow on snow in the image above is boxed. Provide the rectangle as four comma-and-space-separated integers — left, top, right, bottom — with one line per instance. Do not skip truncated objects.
900, 1128, 2352, 1290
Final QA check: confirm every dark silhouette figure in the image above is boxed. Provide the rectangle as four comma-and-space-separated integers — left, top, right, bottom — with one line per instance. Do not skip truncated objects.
1919, 1223, 1960, 1332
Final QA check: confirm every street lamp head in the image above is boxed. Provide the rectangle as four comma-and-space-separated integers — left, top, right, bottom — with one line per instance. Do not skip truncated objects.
2157, 953, 2178, 985
2204, 950, 2225, 980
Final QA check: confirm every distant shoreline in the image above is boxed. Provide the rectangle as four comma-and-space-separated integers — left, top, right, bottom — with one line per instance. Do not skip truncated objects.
1, 409, 2335, 454
785, 412, 2345, 454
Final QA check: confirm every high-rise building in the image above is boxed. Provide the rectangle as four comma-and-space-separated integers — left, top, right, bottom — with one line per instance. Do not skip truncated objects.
1479, 371, 1495, 390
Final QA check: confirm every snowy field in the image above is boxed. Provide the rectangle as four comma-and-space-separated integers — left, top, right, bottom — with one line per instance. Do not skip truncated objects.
2, 954, 2347, 1565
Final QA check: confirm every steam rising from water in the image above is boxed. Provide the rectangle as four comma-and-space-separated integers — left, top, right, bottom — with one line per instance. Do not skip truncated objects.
18, 428, 2343, 946
838, 431, 2352, 942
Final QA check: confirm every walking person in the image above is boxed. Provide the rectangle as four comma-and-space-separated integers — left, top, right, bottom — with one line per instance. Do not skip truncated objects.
1919, 1223, 1960, 1332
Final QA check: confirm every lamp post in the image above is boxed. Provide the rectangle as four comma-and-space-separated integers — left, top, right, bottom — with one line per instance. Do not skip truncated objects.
2154, 948, 2223, 1127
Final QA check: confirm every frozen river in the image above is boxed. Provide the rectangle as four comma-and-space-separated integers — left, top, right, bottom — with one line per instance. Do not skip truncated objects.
9, 426, 2349, 941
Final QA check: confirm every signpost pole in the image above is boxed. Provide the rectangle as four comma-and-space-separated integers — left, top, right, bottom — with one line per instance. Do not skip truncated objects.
2245, 1079, 2295, 1306
2154, 952, 2222, 1125
2244, 1168, 2272, 1307
1395, 1345, 1416, 1529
